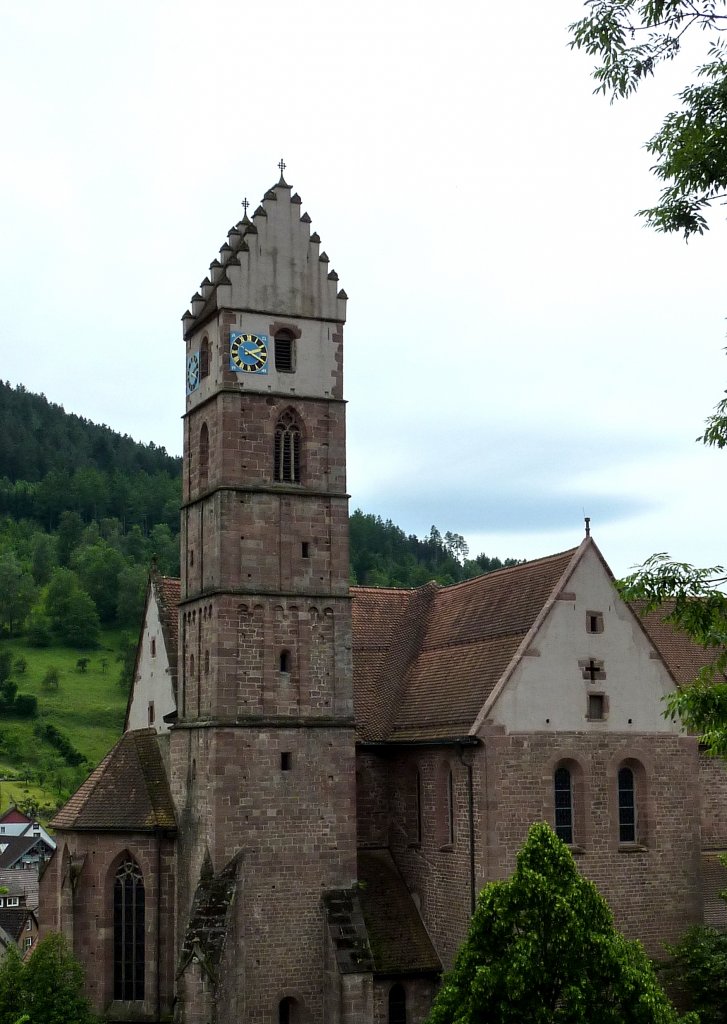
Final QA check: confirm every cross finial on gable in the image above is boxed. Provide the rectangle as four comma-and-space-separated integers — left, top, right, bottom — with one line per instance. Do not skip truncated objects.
241, 198, 249, 215
584, 516, 591, 538
278, 158, 286, 176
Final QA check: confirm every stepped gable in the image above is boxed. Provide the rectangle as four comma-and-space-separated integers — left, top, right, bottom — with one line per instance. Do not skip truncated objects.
357, 850, 441, 976
632, 600, 727, 685
351, 583, 438, 741
182, 173, 347, 337
390, 549, 578, 741
50, 729, 176, 832
155, 574, 181, 695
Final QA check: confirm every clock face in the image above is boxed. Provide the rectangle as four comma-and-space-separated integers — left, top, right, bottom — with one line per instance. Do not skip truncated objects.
230, 331, 269, 374
187, 352, 200, 393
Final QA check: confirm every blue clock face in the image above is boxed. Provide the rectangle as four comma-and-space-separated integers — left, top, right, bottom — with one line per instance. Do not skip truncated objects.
187, 352, 200, 393
230, 332, 269, 373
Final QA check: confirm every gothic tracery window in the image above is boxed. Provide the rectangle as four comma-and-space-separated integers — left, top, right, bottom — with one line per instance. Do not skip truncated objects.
113, 858, 145, 1001
274, 412, 301, 484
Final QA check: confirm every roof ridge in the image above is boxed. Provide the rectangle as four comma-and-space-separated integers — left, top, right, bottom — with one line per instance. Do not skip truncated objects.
437, 547, 579, 593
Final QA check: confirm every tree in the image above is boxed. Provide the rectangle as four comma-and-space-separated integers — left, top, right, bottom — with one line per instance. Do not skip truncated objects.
570, 1, 727, 237
663, 925, 727, 1023
42, 666, 60, 691
0, 932, 95, 1024
426, 823, 693, 1024
0, 552, 36, 635
44, 568, 100, 648
618, 554, 727, 757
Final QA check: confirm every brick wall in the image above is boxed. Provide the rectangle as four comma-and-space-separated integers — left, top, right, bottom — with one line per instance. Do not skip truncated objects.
698, 750, 727, 849
39, 830, 176, 1021
480, 731, 703, 957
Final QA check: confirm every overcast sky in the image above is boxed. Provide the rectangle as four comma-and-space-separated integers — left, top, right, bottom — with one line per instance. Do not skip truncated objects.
2, 1, 725, 577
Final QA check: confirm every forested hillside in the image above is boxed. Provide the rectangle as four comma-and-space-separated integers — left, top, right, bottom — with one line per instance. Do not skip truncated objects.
0, 381, 521, 650
0, 382, 520, 814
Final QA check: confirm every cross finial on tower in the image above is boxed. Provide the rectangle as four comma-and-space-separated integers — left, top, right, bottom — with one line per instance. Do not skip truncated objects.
241, 198, 249, 215
276, 157, 289, 187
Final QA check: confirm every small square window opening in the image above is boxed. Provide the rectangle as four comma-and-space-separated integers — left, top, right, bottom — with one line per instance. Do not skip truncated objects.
587, 694, 605, 720
586, 611, 604, 634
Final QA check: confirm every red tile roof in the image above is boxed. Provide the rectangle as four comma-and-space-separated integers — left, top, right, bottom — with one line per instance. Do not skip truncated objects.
357, 849, 441, 975
50, 729, 176, 832
155, 575, 181, 693
630, 601, 727, 686
352, 548, 578, 741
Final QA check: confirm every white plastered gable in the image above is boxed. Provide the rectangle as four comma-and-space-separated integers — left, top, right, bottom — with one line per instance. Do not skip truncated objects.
481, 542, 681, 735
126, 583, 176, 734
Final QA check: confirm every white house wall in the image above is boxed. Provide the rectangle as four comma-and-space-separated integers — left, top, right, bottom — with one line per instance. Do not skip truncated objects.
488, 546, 681, 734
127, 590, 176, 733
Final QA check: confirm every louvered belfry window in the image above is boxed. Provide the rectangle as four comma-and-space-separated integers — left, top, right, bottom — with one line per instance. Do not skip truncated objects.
113, 858, 145, 1001
274, 412, 301, 483
275, 330, 295, 372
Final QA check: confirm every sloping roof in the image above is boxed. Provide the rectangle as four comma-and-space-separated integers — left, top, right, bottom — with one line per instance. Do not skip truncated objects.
357, 849, 441, 976
353, 548, 577, 741
322, 887, 375, 974
0, 808, 30, 825
0, 908, 32, 943
0, 869, 39, 908
632, 601, 727, 686
155, 575, 181, 695
0, 835, 52, 869
50, 729, 176, 832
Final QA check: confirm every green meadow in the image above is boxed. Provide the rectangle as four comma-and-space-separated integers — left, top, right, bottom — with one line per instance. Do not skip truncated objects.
0, 630, 129, 820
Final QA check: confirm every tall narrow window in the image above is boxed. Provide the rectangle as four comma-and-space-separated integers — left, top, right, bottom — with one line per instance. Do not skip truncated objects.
199, 422, 209, 490
447, 769, 454, 845
274, 412, 301, 483
415, 770, 422, 845
274, 330, 295, 373
113, 859, 145, 1001
280, 650, 291, 673
389, 983, 407, 1024
618, 766, 636, 843
554, 765, 573, 844
200, 336, 210, 378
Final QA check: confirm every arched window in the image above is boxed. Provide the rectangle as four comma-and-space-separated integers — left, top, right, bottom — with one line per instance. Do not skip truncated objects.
199, 422, 209, 489
274, 412, 301, 483
113, 858, 145, 1001
274, 330, 296, 373
618, 766, 636, 843
389, 983, 406, 1024
200, 336, 210, 378
554, 765, 573, 844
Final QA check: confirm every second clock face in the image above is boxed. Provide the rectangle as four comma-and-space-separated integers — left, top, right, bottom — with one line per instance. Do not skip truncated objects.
230, 331, 269, 374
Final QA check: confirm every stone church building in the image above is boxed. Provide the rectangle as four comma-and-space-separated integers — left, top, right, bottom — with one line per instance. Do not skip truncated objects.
40, 171, 727, 1023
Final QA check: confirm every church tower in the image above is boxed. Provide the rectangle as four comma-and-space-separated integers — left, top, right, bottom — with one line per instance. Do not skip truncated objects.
171, 166, 355, 1021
